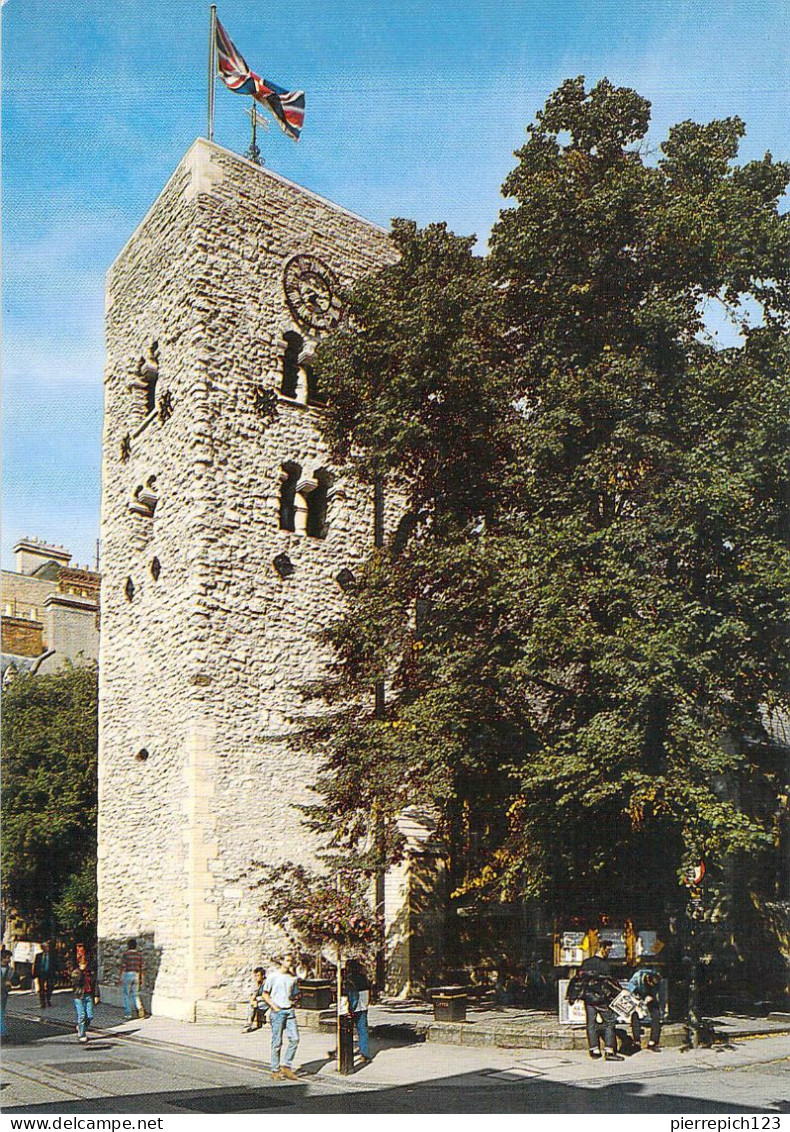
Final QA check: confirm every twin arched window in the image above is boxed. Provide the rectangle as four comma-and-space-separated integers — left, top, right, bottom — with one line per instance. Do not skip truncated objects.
278, 463, 331, 539
280, 333, 324, 406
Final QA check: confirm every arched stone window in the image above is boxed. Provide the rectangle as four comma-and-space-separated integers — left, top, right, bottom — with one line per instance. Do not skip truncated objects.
139, 341, 159, 415
281, 332, 302, 399
130, 476, 159, 519
127, 341, 159, 425
306, 362, 326, 407
279, 464, 332, 537
305, 468, 331, 539
278, 462, 301, 531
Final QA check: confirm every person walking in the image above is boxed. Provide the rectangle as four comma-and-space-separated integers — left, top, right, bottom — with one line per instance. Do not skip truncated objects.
120, 939, 145, 1020
569, 940, 623, 1061
261, 954, 300, 1080
243, 967, 268, 1032
71, 945, 98, 1044
32, 942, 56, 1009
0, 948, 14, 1041
343, 959, 372, 1065
627, 967, 663, 1051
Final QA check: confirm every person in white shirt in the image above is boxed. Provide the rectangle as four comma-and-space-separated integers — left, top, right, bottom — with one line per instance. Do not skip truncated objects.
341, 959, 372, 1064
261, 954, 300, 1079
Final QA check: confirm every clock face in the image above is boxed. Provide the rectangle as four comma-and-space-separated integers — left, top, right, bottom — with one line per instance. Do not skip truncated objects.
283, 254, 342, 332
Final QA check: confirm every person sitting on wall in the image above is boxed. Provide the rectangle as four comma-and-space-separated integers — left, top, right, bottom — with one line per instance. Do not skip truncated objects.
567, 940, 623, 1061
243, 967, 268, 1032
627, 967, 663, 1051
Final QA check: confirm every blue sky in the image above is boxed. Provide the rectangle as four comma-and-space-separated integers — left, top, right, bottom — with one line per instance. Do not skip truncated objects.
3, 0, 788, 570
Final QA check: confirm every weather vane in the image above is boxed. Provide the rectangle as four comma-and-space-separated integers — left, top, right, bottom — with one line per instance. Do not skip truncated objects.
245, 99, 269, 165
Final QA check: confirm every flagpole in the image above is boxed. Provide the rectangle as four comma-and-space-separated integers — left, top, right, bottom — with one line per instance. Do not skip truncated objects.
207, 4, 217, 141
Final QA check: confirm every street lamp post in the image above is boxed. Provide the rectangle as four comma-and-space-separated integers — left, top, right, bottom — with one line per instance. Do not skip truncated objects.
682, 860, 707, 1049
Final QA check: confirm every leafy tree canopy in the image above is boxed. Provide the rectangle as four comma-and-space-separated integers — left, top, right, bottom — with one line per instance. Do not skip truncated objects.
1, 663, 98, 939
307, 79, 790, 929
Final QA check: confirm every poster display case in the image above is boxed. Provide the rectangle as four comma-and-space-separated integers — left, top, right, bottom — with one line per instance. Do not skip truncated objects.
553, 918, 666, 967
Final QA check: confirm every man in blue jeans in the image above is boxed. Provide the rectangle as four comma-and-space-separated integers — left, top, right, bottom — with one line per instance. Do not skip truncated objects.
343, 959, 372, 1064
261, 954, 300, 1080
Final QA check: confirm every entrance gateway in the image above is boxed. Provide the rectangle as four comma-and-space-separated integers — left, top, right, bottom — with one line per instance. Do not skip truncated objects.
97, 139, 436, 1020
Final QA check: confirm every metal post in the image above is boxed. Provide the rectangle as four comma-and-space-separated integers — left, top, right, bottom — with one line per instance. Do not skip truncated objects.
336, 958, 343, 1072
373, 475, 387, 994
245, 99, 264, 165
686, 924, 701, 1048
207, 5, 217, 141
337, 958, 355, 1074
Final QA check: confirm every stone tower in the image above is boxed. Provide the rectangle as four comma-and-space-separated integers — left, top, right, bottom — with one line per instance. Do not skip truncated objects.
98, 139, 397, 1021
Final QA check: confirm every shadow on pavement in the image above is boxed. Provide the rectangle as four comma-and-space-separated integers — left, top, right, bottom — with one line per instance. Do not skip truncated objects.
1, 1015, 127, 1051
4, 1066, 789, 1115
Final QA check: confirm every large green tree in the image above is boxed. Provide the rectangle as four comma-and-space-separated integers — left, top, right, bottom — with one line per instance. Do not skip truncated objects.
1, 663, 98, 941
306, 80, 790, 976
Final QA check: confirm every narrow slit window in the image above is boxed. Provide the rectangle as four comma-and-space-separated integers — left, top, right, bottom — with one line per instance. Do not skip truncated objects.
139, 341, 159, 415
281, 332, 302, 399
306, 363, 326, 406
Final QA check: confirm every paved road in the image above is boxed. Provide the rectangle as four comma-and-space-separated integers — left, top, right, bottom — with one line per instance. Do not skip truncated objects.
2, 1011, 788, 1114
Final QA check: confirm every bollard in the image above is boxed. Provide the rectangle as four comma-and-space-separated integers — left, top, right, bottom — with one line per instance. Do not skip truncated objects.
338, 1012, 355, 1074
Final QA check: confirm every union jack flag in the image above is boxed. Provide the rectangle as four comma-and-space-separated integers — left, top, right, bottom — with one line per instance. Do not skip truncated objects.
215, 17, 305, 141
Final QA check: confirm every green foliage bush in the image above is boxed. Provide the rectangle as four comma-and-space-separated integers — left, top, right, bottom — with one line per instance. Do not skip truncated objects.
1, 663, 98, 943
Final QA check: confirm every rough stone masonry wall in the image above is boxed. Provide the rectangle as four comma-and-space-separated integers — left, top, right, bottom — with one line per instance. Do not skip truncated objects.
185, 143, 395, 1006
100, 139, 397, 1018
99, 146, 217, 1018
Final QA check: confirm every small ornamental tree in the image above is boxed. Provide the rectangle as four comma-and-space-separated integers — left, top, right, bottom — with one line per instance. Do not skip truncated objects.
253, 863, 381, 964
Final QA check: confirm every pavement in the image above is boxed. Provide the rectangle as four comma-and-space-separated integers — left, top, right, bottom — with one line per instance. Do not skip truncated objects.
367, 997, 790, 1049
2, 989, 789, 1114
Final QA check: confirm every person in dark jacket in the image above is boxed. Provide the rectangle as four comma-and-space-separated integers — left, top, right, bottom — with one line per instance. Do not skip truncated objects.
71, 945, 99, 1044
342, 959, 372, 1064
568, 941, 623, 1061
32, 942, 56, 1009
0, 948, 14, 1040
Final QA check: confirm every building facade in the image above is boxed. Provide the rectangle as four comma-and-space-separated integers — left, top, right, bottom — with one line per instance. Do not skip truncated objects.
97, 139, 415, 1021
1, 537, 100, 681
